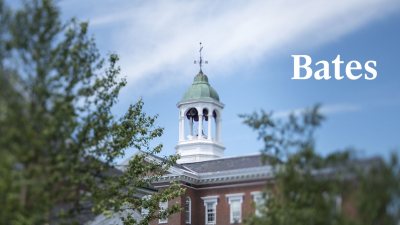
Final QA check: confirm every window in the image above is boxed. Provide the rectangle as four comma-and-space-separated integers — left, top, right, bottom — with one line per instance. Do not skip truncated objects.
226, 193, 244, 224
335, 195, 342, 213
159, 201, 168, 224
206, 202, 216, 224
230, 199, 241, 223
185, 197, 191, 224
323, 192, 342, 214
251, 191, 266, 217
201, 196, 219, 225
141, 195, 151, 216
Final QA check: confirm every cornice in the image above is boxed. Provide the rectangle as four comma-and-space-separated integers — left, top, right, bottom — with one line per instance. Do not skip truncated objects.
156, 165, 273, 185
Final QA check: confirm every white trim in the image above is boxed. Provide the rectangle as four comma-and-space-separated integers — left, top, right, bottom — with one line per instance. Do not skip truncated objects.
251, 191, 262, 196
141, 195, 151, 216
251, 191, 265, 217
187, 153, 262, 162
226, 193, 245, 200
201, 195, 219, 202
198, 166, 272, 180
185, 197, 192, 224
335, 195, 342, 212
202, 196, 219, 225
154, 181, 267, 190
177, 99, 225, 108
226, 193, 244, 224
158, 201, 168, 224
155, 165, 273, 185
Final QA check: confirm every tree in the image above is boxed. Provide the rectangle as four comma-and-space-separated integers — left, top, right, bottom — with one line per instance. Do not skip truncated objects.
0, 0, 184, 224
241, 105, 400, 225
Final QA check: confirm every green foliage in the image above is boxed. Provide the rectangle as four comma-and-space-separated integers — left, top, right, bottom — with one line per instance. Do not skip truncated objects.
355, 154, 400, 225
241, 105, 400, 225
0, 0, 184, 224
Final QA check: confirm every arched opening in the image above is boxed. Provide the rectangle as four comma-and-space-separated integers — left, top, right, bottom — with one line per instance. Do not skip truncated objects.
185, 108, 198, 140
213, 109, 219, 141
181, 107, 221, 142
202, 108, 209, 139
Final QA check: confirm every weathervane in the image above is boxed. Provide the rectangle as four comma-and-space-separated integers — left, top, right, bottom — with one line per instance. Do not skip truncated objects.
194, 42, 208, 72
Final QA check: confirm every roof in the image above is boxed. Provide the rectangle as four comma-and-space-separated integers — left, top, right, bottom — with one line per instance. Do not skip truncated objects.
181, 71, 220, 102
181, 154, 265, 173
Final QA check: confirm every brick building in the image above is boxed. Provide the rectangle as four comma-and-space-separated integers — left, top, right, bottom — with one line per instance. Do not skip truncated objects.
88, 56, 357, 225
149, 155, 270, 225
86, 51, 271, 225
148, 67, 270, 225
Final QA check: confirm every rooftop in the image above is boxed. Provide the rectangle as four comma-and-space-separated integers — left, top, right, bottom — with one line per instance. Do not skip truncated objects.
181, 71, 220, 102
181, 154, 265, 173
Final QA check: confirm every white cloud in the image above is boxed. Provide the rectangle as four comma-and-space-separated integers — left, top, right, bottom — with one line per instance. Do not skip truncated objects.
62, 0, 400, 94
274, 103, 361, 118
320, 104, 361, 115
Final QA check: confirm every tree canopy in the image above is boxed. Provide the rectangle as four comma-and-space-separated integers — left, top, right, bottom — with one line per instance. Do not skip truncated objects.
0, 0, 183, 224
241, 105, 400, 225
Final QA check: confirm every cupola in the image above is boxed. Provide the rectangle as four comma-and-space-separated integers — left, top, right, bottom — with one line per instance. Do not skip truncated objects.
176, 44, 225, 164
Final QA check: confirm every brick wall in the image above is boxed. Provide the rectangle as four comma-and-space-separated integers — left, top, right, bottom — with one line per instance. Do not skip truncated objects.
150, 181, 266, 225
149, 180, 358, 225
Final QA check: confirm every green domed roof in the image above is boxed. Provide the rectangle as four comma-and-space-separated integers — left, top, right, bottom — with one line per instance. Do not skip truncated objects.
181, 71, 220, 102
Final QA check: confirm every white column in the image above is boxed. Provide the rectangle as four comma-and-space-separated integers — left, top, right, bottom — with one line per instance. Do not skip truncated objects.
179, 109, 184, 142
198, 113, 203, 139
216, 118, 221, 142
179, 116, 184, 141
207, 112, 212, 140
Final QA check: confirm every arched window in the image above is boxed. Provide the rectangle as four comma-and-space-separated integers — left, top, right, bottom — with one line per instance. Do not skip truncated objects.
185, 197, 191, 224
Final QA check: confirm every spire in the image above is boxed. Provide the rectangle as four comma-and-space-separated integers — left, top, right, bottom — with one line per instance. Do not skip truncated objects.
194, 42, 208, 72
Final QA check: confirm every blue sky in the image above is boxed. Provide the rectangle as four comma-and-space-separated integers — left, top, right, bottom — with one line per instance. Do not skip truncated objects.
57, 0, 400, 160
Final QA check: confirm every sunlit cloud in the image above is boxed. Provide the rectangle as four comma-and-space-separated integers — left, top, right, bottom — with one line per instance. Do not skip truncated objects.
61, 0, 400, 95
